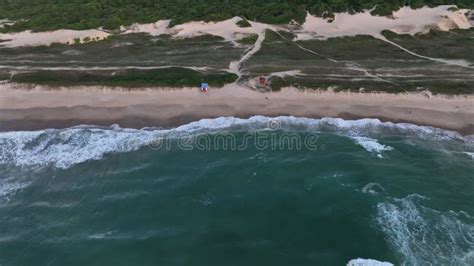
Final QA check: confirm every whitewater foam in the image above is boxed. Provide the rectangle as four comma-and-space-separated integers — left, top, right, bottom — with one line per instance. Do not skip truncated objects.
88, 231, 114, 240
0, 116, 470, 170
377, 194, 474, 265
0, 179, 29, 202
0, 126, 160, 169
351, 137, 393, 157
361, 183, 386, 194
464, 152, 474, 160
347, 258, 393, 266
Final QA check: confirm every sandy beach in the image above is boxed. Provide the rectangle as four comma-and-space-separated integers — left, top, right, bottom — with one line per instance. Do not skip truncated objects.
0, 83, 473, 134
1, 6, 472, 135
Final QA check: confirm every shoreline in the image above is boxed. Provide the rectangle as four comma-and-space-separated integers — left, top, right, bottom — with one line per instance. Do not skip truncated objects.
1, 84, 473, 134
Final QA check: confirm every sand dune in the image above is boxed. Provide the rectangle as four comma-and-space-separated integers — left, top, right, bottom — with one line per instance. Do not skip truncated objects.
2, 6, 470, 50
296, 5, 471, 40
295, 5, 473, 68
0, 29, 110, 47
121, 20, 171, 36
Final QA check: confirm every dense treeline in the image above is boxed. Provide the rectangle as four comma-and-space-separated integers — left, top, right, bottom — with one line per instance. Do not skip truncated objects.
0, 0, 472, 32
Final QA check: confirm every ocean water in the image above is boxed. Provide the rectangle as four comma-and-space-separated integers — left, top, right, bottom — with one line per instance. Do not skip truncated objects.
0, 116, 473, 265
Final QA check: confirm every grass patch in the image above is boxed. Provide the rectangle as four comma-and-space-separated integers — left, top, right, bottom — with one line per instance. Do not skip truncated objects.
264, 30, 286, 43
381, 28, 474, 61
237, 34, 258, 45
263, 74, 474, 94
11, 68, 238, 88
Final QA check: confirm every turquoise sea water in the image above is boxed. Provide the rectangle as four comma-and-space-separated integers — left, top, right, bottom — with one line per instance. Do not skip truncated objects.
0, 116, 473, 265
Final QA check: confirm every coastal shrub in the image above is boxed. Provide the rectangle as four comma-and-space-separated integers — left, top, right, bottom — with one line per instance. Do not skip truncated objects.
0, 0, 472, 32
236, 19, 251, 28
269, 77, 289, 91
10, 68, 238, 88
237, 34, 258, 45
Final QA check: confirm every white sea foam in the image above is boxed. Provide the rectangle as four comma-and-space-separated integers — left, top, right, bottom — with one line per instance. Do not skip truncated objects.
351, 137, 393, 157
463, 152, 474, 160
28, 201, 78, 208
0, 179, 29, 202
321, 117, 465, 141
84, 229, 176, 241
0, 116, 470, 170
99, 191, 150, 201
0, 126, 159, 169
377, 194, 474, 265
361, 183, 386, 194
347, 258, 393, 266
88, 231, 114, 240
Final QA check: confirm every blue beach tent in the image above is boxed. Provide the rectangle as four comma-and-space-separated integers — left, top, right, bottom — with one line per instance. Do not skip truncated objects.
200, 82, 209, 92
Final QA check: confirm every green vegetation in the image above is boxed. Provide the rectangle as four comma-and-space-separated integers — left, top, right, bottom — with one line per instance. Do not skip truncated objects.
266, 76, 401, 93
236, 19, 251, 28
10, 68, 238, 88
243, 29, 473, 94
266, 75, 473, 95
263, 71, 474, 94
381, 28, 474, 61
0, 0, 472, 32
237, 34, 258, 45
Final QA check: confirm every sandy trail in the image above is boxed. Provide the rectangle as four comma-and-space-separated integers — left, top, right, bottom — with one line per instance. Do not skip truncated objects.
294, 43, 397, 85
228, 22, 273, 78
1, 6, 472, 78
375, 35, 473, 68
0, 6, 470, 49
344, 62, 401, 87
273, 30, 398, 86
121, 17, 280, 78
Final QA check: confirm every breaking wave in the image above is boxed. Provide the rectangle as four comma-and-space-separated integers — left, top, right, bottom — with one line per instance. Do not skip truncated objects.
346, 258, 393, 266
351, 136, 393, 158
377, 194, 474, 265
0, 116, 471, 170
361, 183, 386, 195
0, 178, 30, 202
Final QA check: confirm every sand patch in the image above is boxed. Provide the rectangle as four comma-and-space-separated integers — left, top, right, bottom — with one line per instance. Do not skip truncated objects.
296, 5, 471, 40
121, 20, 171, 36
0, 29, 110, 48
